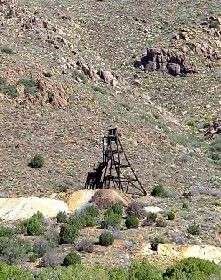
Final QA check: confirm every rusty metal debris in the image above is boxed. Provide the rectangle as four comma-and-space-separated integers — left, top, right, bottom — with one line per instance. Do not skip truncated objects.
85, 128, 147, 196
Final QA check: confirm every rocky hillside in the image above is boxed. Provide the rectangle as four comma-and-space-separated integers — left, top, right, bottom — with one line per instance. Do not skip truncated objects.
0, 0, 221, 199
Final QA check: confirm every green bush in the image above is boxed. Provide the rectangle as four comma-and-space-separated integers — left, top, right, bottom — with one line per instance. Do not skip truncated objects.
68, 216, 86, 229
18, 78, 39, 95
125, 215, 139, 229
56, 211, 67, 223
163, 257, 221, 279
102, 209, 121, 229
30, 154, 44, 168
99, 231, 114, 246
182, 201, 188, 209
129, 261, 163, 280
63, 251, 81, 267
111, 202, 123, 216
1, 47, 14, 54
187, 222, 200, 235
84, 215, 97, 227
167, 211, 176, 220
147, 212, 157, 222
108, 267, 128, 280
0, 226, 15, 238
19, 211, 44, 236
84, 205, 99, 218
59, 224, 80, 245
0, 262, 34, 280
156, 218, 167, 227
150, 235, 166, 251
36, 265, 108, 280
151, 184, 166, 197
0, 78, 18, 98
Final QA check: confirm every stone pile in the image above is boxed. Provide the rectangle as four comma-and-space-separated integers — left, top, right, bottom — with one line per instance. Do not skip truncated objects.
134, 47, 197, 76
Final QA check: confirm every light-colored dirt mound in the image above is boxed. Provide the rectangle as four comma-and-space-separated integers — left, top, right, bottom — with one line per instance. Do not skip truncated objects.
0, 197, 69, 221
141, 243, 221, 264
90, 189, 133, 209
67, 189, 133, 212
67, 189, 96, 212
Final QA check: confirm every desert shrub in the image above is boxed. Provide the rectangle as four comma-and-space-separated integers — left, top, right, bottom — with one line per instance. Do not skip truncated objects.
108, 267, 128, 280
79, 205, 99, 227
187, 222, 200, 235
163, 257, 221, 280
83, 215, 97, 227
68, 216, 86, 229
36, 265, 109, 280
92, 85, 107, 95
59, 224, 80, 245
126, 202, 145, 219
208, 137, 221, 163
0, 78, 18, 98
150, 235, 166, 251
41, 248, 63, 268
18, 78, 39, 95
0, 226, 15, 238
99, 231, 114, 246
182, 201, 188, 209
102, 209, 121, 229
0, 262, 34, 280
111, 202, 123, 216
76, 239, 94, 253
151, 183, 166, 197
63, 251, 81, 267
0, 237, 31, 265
156, 218, 167, 227
29, 154, 44, 168
1, 47, 14, 54
84, 205, 99, 218
19, 212, 44, 236
147, 212, 157, 222
167, 211, 176, 220
129, 261, 163, 280
56, 211, 67, 223
33, 238, 51, 258
125, 215, 139, 229
72, 70, 88, 84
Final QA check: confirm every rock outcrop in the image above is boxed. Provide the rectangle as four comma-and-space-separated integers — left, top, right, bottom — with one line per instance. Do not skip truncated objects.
135, 48, 197, 76
75, 60, 119, 87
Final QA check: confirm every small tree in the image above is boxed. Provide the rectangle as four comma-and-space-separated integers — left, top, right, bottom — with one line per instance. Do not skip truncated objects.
125, 215, 139, 229
99, 232, 114, 246
30, 154, 44, 168
63, 251, 81, 267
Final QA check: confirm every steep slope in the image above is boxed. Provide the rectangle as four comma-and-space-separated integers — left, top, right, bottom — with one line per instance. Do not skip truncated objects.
0, 0, 221, 197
